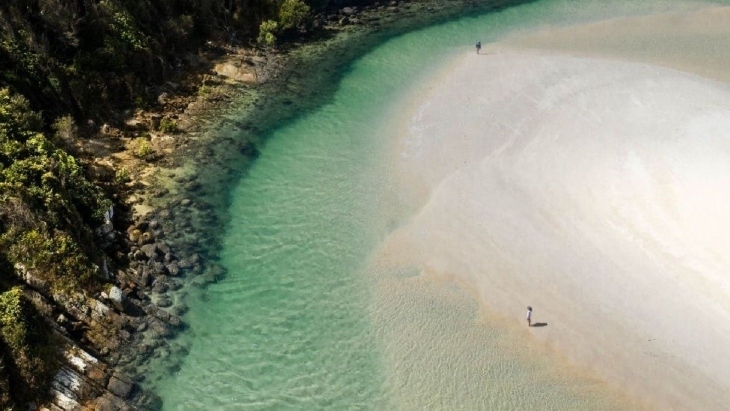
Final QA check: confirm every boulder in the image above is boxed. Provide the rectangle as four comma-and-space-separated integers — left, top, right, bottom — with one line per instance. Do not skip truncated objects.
213, 59, 258, 84
133, 249, 146, 261
94, 396, 118, 411
97, 222, 114, 236
108, 287, 125, 311
140, 231, 154, 244
151, 278, 168, 293
171, 304, 188, 317
149, 318, 172, 337
156, 295, 173, 308
166, 262, 180, 276
209, 263, 227, 279
93, 300, 111, 318
118, 329, 131, 342
167, 315, 182, 328
167, 280, 183, 291
155, 308, 171, 322
140, 272, 152, 287
123, 118, 145, 132
157, 92, 169, 105
157, 242, 171, 255
140, 243, 158, 259
107, 374, 134, 398
150, 261, 168, 276
143, 302, 158, 316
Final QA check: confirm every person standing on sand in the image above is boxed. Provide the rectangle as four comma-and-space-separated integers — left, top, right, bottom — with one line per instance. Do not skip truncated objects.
526, 306, 532, 327
476, 41, 481, 54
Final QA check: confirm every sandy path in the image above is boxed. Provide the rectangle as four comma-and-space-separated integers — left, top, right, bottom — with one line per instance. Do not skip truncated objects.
374, 49, 730, 410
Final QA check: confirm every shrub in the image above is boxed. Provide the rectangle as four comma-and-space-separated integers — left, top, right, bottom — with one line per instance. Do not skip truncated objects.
258, 20, 278, 46
133, 139, 154, 158
99, 1, 148, 52
114, 167, 131, 185
0, 288, 31, 353
0, 89, 43, 141
52, 115, 78, 149
2, 229, 96, 292
134, 96, 150, 110
0, 286, 57, 405
279, 0, 311, 31
198, 84, 212, 97
158, 118, 178, 133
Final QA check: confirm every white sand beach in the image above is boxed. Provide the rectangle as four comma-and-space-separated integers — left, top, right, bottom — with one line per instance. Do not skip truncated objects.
373, 7, 730, 410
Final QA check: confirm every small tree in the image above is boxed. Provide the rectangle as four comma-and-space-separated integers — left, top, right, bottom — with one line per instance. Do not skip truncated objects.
278, 0, 310, 31
52, 115, 78, 149
257, 20, 278, 46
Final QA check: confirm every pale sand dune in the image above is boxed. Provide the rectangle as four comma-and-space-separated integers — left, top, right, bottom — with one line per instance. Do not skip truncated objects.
375, 50, 730, 410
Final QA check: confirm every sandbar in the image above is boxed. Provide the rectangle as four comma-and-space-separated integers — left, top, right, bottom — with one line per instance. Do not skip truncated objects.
374, 11, 730, 410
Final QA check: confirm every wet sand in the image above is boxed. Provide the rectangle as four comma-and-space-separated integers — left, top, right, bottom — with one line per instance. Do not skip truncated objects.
504, 5, 730, 84
374, 6, 730, 410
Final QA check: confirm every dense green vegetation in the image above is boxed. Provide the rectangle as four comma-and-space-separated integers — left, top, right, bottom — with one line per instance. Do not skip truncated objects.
0, 0, 335, 406
0, 0, 318, 119
0, 286, 57, 409
0, 87, 107, 408
0, 88, 109, 290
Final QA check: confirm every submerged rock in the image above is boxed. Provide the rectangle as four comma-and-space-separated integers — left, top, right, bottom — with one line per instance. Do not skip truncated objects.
156, 295, 173, 308
166, 261, 180, 276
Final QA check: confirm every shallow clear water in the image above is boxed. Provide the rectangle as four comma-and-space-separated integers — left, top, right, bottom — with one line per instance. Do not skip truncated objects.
151, 0, 723, 409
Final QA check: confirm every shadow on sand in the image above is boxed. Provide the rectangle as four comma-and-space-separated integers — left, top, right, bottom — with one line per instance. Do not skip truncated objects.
531, 322, 548, 327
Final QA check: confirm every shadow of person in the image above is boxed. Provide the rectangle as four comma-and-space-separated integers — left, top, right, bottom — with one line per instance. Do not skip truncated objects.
532, 322, 548, 327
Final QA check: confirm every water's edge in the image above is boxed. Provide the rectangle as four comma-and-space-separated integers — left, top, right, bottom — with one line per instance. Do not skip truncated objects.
133, 0, 534, 404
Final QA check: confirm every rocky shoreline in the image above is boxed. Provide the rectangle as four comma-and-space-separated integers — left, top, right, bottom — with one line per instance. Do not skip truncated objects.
32, 0, 527, 409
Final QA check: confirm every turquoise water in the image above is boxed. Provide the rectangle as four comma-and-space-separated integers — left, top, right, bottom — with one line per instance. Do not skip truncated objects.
151, 0, 721, 409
